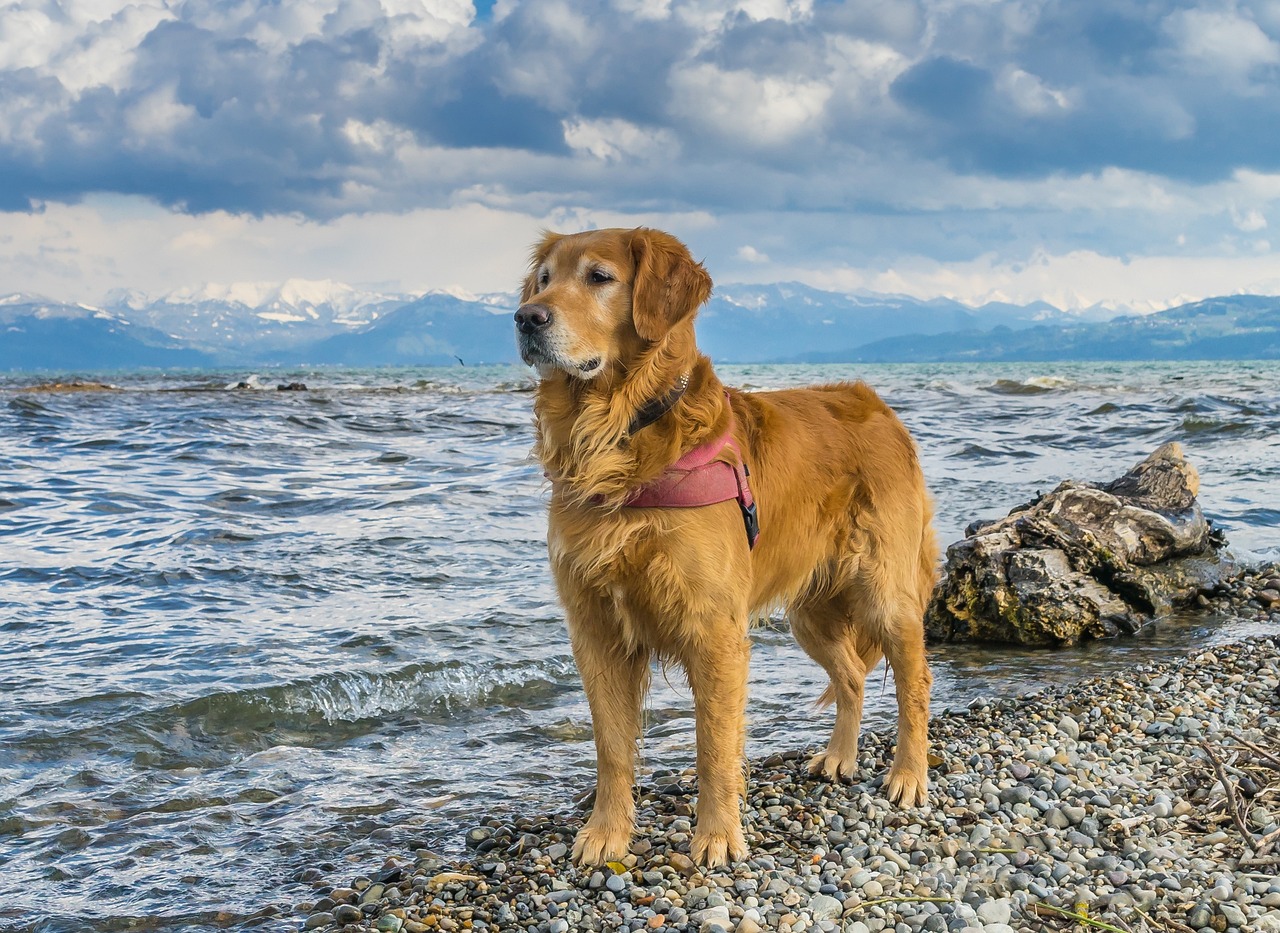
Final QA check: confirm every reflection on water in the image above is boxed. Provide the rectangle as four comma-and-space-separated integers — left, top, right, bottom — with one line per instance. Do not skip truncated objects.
1, 361, 1278, 931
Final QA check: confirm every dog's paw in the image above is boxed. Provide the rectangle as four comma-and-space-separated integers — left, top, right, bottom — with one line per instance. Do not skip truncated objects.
571, 823, 631, 866
690, 824, 747, 869
807, 749, 859, 783
884, 766, 928, 808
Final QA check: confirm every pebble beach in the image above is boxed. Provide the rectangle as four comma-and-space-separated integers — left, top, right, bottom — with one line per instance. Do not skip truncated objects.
297, 566, 1280, 933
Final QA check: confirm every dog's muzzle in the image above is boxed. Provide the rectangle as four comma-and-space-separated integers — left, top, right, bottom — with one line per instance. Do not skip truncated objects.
515, 303, 551, 335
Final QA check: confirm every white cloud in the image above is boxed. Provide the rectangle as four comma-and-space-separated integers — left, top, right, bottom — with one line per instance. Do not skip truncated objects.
669, 63, 831, 146
759, 247, 1280, 311
124, 85, 197, 141
997, 68, 1074, 115
341, 118, 413, 152
731, 0, 814, 23
824, 35, 911, 108
561, 118, 679, 162
0, 195, 719, 303
675, 0, 813, 31
613, 0, 674, 20
8, 190, 1280, 316
1232, 206, 1268, 231
0, 2, 175, 93
1164, 7, 1280, 87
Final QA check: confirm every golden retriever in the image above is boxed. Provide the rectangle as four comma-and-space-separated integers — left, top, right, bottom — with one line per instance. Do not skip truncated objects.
516, 227, 937, 868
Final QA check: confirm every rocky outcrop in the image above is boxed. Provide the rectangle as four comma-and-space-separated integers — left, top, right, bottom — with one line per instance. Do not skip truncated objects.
926, 443, 1229, 646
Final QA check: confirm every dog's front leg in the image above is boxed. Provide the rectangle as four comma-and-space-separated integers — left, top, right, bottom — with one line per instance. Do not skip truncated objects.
569, 630, 648, 866
686, 628, 750, 869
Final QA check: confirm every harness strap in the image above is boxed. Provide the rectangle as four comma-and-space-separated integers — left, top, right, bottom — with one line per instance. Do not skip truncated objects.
622, 397, 759, 549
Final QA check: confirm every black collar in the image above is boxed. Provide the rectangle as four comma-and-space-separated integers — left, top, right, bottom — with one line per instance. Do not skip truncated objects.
628, 371, 690, 435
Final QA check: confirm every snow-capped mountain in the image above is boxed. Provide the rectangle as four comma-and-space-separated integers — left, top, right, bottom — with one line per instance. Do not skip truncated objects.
1, 297, 215, 370
103, 280, 419, 352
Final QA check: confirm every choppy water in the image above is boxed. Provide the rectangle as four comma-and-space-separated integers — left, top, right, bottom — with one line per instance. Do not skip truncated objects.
2, 361, 1278, 932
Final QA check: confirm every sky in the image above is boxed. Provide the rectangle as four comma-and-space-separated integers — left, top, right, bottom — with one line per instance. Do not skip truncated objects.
2, 0, 1280, 310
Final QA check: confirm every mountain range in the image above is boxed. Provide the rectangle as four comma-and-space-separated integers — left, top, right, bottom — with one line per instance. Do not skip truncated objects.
2, 282, 1278, 373
834, 294, 1280, 363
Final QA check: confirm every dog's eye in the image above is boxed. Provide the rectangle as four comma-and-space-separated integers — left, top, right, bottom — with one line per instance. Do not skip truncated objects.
589, 269, 613, 284
538, 270, 549, 287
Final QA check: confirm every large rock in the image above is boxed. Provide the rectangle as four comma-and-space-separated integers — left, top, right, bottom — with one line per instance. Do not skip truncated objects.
926, 443, 1228, 646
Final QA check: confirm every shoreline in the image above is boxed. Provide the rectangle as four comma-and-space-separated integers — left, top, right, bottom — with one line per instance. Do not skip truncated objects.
299, 597, 1279, 933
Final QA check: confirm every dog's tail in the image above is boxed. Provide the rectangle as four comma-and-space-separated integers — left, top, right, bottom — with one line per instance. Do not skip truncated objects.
917, 493, 940, 614
815, 683, 836, 708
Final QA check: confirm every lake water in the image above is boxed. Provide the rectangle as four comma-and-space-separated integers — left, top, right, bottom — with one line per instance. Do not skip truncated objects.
2, 361, 1278, 931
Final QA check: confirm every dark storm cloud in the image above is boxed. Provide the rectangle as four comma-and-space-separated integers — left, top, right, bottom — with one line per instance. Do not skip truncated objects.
1, 0, 1278, 218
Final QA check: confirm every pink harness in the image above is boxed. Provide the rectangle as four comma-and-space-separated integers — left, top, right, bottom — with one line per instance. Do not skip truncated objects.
622, 406, 759, 549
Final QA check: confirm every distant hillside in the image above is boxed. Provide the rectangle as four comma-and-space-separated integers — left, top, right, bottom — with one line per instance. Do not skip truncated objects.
0, 299, 216, 372
280, 293, 519, 366
700, 284, 1077, 362
836, 295, 1280, 362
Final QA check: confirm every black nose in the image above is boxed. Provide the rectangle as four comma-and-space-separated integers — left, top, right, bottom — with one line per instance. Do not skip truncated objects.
515, 303, 551, 335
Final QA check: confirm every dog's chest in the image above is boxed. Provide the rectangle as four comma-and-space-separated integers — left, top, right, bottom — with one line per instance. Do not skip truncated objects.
547, 503, 751, 652
546, 508, 649, 590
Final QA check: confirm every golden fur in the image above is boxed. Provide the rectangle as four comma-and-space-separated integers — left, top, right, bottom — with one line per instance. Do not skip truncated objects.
517, 227, 938, 868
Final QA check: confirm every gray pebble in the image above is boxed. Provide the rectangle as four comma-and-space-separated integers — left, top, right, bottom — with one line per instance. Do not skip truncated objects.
998, 785, 1032, 805
975, 899, 1012, 925
810, 894, 842, 920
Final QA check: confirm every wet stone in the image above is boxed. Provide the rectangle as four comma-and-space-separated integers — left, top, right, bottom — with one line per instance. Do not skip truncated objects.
333, 904, 361, 923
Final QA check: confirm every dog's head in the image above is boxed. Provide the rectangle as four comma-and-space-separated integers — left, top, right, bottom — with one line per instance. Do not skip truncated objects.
515, 227, 712, 380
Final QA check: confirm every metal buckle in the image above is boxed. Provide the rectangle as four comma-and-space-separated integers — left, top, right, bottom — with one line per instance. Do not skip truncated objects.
741, 501, 759, 550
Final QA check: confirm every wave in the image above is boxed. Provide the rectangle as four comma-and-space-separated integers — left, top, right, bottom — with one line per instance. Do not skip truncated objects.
950, 443, 1038, 460
1179, 415, 1252, 435
169, 655, 578, 733
13, 656, 580, 768
981, 376, 1076, 395
7, 397, 59, 416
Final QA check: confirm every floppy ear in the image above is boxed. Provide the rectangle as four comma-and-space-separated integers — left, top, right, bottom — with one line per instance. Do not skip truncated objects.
629, 228, 712, 342
521, 231, 564, 302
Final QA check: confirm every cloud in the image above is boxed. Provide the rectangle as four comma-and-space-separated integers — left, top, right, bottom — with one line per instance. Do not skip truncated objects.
1164, 7, 1280, 87
2, 0, 1280, 308
0, 194, 720, 303
669, 63, 831, 147
562, 118, 678, 162
1232, 207, 1268, 232
1, 0, 1277, 218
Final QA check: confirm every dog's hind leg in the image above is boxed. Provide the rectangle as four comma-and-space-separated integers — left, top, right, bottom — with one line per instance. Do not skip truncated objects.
568, 627, 650, 866
792, 596, 881, 781
873, 506, 936, 809
879, 598, 932, 807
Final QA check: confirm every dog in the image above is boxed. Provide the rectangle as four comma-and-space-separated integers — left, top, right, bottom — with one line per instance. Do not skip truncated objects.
515, 227, 937, 868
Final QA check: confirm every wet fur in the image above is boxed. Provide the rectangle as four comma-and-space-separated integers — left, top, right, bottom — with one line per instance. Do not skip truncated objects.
520, 228, 938, 868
